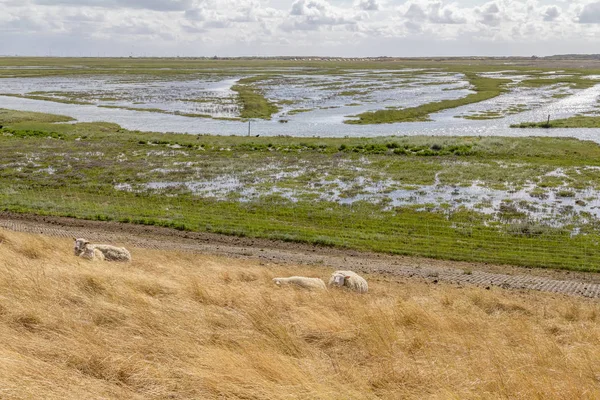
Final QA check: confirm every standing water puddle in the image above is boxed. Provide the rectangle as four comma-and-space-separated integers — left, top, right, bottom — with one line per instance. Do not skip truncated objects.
116, 169, 600, 226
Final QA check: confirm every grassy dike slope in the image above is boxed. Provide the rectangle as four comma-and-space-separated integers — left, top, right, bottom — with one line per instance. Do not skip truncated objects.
3, 109, 600, 271
1, 228, 599, 399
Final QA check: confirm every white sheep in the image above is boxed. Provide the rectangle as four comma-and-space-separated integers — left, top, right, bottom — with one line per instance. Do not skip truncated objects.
328, 270, 368, 293
80, 245, 105, 262
74, 238, 132, 262
272, 276, 327, 290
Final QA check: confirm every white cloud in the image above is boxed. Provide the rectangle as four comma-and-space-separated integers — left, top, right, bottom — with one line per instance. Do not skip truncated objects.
357, 0, 379, 11
284, 0, 359, 31
31, 0, 194, 11
475, 2, 502, 27
291, 0, 331, 16
543, 6, 560, 22
0, 0, 600, 57
405, 4, 427, 20
578, 1, 600, 23
405, 1, 467, 24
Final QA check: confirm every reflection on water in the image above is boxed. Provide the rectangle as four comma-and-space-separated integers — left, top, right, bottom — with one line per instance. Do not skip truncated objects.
0, 76, 240, 118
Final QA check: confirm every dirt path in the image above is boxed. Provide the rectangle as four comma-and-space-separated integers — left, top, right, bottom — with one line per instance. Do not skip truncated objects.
2, 211, 600, 299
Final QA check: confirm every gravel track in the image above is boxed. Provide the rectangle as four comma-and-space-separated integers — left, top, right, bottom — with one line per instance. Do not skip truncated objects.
2, 212, 600, 299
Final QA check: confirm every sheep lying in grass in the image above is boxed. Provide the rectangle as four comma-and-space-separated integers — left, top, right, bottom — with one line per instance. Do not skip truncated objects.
328, 270, 368, 293
81, 246, 105, 262
74, 238, 131, 262
272, 277, 327, 290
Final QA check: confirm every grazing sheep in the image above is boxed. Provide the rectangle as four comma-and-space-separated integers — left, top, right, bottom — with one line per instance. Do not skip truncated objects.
272, 276, 327, 290
328, 270, 368, 293
74, 238, 131, 262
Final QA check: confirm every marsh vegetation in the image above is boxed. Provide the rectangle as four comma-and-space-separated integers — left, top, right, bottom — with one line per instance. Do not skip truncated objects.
3, 109, 600, 271
512, 115, 600, 128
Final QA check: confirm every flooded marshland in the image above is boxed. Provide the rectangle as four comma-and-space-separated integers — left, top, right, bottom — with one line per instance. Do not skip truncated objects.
3, 63, 600, 233
2, 67, 600, 140
111, 158, 600, 229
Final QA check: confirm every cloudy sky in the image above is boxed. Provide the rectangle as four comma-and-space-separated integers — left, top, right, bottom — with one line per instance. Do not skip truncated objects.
1, 0, 600, 57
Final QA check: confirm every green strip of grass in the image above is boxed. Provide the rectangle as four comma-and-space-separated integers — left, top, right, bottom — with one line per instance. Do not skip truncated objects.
0, 108, 74, 124
0, 127, 65, 139
520, 76, 597, 90
338, 90, 368, 96
511, 116, 600, 128
461, 111, 503, 120
344, 74, 510, 124
96, 105, 240, 121
232, 76, 280, 120
0, 93, 93, 105
287, 108, 315, 115
98, 105, 166, 113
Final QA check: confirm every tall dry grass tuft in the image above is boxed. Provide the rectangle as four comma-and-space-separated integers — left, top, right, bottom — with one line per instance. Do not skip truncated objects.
0, 228, 599, 399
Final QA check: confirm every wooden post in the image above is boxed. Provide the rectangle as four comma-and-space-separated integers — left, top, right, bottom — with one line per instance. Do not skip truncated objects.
546, 114, 550, 128
248, 120, 251, 136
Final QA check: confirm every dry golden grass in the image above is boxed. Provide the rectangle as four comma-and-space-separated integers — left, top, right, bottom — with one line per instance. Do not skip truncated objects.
0, 229, 599, 399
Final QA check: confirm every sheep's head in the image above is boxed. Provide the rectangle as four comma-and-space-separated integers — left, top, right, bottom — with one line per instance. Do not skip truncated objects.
330, 273, 350, 287
331, 274, 345, 286
73, 238, 90, 256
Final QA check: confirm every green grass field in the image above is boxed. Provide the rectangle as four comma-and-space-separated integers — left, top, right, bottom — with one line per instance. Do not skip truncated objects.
520, 76, 599, 90
2, 108, 600, 271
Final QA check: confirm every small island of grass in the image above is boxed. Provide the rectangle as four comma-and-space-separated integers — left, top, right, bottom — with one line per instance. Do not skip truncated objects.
511, 115, 600, 128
